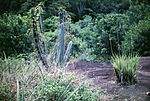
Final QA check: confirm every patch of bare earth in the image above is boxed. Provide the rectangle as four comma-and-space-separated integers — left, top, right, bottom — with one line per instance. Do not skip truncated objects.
67, 57, 150, 101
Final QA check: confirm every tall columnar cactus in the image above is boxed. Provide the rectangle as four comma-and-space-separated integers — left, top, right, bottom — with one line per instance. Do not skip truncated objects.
31, 8, 49, 70
39, 7, 48, 58
60, 23, 65, 65
59, 11, 72, 66
39, 7, 44, 33
64, 41, 72, 65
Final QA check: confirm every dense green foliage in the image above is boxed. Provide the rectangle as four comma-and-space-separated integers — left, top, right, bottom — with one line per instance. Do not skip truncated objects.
96, 14, 130, 56
68, 15, 97, 60
122, 18, 150, 55
0, 0, 149, 60
112, 54, 140, 85
0, 14, 33, 57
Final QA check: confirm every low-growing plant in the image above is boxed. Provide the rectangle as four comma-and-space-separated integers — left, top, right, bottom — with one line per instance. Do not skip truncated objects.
0, 55, 102, 101
33, 77, 100, 101
0, 82, 13, 101
112, 54, 140, 85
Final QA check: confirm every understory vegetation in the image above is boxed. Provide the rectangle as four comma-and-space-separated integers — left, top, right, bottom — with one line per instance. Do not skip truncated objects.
0, 0, 150, 100
0, 55, 102, 100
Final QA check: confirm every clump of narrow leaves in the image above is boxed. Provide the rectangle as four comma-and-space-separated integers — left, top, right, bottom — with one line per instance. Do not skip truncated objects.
112, 54, 140, 85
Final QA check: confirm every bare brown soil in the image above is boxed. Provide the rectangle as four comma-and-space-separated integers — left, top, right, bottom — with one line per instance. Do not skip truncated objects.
67, 57, 150, 101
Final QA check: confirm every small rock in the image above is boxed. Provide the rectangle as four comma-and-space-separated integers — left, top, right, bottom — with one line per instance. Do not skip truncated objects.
146, 92, 150, 96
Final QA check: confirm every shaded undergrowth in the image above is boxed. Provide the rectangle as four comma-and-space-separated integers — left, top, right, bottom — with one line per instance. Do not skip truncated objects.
0, 54, 103, 101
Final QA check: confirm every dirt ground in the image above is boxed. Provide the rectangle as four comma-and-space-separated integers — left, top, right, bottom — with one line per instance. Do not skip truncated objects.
67, 57, 150, 101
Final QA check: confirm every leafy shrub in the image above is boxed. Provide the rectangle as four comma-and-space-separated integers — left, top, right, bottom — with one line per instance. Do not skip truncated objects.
0, 13, 33, 57
68, 14, 131, 61
121, 3, 150, 56
112, 54, 140, 85
68, 15, 97, 61
127, 3, 150, 23
44, 16, 59, 32
95, 13, 130, 58
44, 31, 58, 51
122, 18, 150, 55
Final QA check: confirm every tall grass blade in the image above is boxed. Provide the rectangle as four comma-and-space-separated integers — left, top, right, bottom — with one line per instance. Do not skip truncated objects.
56, 80, 73, 101
64, 85, 80, 101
